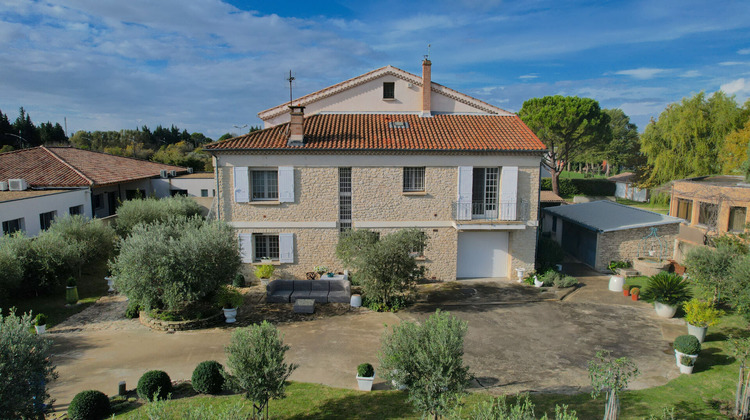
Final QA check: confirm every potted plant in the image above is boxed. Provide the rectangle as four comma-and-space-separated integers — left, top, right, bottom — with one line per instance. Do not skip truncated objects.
217, 286, 244, 324
66, 277, 79, 305
679, 354, 695, 374
356, 363, 375, 391
623, 286, 631, 297
314, 265, 328, 278
254, 264, 275, 287
640, 272, 691, 318
35, 313, 47, 334
673, 334, 701, 370
683, 298, 723, 343
630, 287, 640, 301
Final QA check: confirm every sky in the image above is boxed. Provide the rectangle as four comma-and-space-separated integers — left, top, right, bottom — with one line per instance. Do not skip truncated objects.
1, 0, 750, 140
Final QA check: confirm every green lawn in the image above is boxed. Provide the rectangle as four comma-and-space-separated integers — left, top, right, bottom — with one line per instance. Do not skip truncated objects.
4, 261, 109, 328
113, 312, 746, 419
616, 198, 670, 215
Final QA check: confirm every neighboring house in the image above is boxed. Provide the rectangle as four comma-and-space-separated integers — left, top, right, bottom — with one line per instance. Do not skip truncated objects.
670, 175, 750, 261
542, 201, 682, 271
205, 60, 547, 281
608, 172, 648, 202
169, 172, 216, 197
0, 146, 188, 235
0, 189, 90, 236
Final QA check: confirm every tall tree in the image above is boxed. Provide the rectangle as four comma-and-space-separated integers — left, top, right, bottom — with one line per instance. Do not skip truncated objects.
640, 91, 744, 186
722, 120, 750, 175
603, 108, 640, 175
12, 107, 40, 147
519, 95, 611, 195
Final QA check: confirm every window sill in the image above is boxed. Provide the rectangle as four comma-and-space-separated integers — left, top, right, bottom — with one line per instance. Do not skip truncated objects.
382, 98, 396, 101
249, 201, 280, 205
414, 256, 427, 261
253, 261, 283, 266
402, 191, 427, 196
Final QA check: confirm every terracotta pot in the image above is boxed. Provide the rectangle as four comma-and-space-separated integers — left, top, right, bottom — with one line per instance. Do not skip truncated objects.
623, 289, 630, 297
631, 294, 639, 301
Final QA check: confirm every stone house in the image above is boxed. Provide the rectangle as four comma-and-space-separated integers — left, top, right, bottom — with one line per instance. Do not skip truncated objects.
204, 60, 546, 281
670, 175, 750, 261
542, 200, 682, 271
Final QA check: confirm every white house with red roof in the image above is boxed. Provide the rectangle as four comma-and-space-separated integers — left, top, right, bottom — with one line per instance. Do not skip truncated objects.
205, 60, 546, 281
0, 146, 190, 236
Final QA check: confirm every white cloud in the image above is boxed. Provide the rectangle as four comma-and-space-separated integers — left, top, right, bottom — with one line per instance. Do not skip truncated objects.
719, 61, 750, 66
612, 68, 669, 80
519, 74, 538, 80
739, 48, 750, 55
619, 101, 669, 117
680, 70, 701, 78
721, 78, 748, 95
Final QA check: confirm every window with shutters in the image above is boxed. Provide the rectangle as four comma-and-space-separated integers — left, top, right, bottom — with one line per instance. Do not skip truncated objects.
254, 234, 279, 261
729, 207, 747, 232
251, 170, 278, 201
403, 167, 425, 192
383, 82, 395, 99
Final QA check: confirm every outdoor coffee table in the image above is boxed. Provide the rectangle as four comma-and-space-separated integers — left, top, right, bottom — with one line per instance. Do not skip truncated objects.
293, 298, 315, 314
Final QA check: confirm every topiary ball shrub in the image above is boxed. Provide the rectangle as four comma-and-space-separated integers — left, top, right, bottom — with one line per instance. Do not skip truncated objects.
137, 370, 172, 401
357, 363, 374, 377
674, 334, 701, 355
68, 390, 111, 420
232, 273, 245, 288
191, 360, 225, 394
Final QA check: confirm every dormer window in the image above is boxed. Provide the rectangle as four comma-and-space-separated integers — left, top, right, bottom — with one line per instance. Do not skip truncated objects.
383, 82, 395, 99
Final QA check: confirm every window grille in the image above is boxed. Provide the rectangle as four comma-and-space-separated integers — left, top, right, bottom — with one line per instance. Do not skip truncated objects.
383, 82, 395, 99
254, 234, 279, 261
251, 170, 278, 200
698, 202, 718, 228
339, 168, 352, 232
403, 167, 425, 192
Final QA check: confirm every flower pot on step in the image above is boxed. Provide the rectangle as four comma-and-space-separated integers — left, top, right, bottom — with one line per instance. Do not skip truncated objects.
687, 323, 708, 344
35, 324, 46, 334
654, 302, 677, 318
357, 373, 375, 391
631, 293, 639, 301
623, 289, 630, 297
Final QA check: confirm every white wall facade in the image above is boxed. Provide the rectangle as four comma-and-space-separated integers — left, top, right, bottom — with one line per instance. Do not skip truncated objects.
614, 182, 648, 202
169, 177, 216, 197
263, 74, 500, 127
0, 189, 91, 237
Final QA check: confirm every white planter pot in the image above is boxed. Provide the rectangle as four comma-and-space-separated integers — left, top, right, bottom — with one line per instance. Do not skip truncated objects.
350, 294, 362, 308
654, 302, 677, 318
357, 373, 374, 391
679, 363, 694, 374
260, 278, 270, 287
608, 275, 625, 292
35, 325, 46, 334
105, 276, 115, 292
674, 349, 698, 368
534, 278, 543, 287
223, 307, 237, 323
687, 323, 708, 344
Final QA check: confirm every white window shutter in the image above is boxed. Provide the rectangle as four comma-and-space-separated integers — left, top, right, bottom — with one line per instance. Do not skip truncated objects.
238, 233, 254, 263
233, 167, 249, 203
456, 166, 473, 220
279, 233, 294, 263
500, 166, 518, 220
278, 166, 294, 203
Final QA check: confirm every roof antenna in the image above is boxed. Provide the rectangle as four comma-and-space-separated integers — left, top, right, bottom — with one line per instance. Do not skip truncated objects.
424, 43, 431, 60
287, 70, 295, 106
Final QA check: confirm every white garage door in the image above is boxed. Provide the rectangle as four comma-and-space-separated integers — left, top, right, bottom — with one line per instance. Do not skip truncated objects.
456, 231, 509, 278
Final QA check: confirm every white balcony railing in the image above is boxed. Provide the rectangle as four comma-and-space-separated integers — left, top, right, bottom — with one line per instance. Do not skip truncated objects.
452, 199, 529, 222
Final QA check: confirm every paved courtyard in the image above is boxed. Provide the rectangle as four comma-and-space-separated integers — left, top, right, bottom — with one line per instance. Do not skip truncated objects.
47, 265, 683, 412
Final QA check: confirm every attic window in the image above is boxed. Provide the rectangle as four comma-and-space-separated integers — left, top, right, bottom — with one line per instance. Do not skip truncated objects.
383, 82, 395, 99
388, 121, 409, 129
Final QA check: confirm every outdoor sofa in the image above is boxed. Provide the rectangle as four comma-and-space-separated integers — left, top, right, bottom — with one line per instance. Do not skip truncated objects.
266, 279, 351, 304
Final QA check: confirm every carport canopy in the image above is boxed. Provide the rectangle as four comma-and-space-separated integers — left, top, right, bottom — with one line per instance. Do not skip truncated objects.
543, 200, 683, 233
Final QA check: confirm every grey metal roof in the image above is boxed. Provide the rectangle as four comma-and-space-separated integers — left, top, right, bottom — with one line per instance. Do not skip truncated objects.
542, 200, 683, 233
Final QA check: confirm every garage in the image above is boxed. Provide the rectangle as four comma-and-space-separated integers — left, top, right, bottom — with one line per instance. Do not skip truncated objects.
456, 231, 509, 278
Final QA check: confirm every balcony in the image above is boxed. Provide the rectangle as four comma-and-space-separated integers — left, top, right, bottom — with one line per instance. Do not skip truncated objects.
452, 199, 529, 222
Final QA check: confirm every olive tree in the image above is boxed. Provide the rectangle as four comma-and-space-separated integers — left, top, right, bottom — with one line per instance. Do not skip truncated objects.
111, 216, 241, 312
225, 321, 297, 420
46, 214, 117, 267
114, 195, 202, 237
685, 244, 740, 303
0, 233, 29, 298
0, 309, 58, 418
727, 254, 750, 319
588, 350, 639, 420
380, 310, 471, 420
336, 228, 426, 310
728, 336, 750, 419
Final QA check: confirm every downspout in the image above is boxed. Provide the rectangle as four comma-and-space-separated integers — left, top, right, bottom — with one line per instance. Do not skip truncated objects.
534, 159, 543, 271
214, 155, 221, 221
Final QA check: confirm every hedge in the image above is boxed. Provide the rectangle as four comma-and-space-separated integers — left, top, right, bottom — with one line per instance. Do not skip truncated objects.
541, 178, 615, 197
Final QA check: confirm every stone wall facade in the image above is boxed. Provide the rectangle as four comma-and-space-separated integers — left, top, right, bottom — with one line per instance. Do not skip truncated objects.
216, 154, 541, 282
670, 178, 750, 234
595, 224, 680, 272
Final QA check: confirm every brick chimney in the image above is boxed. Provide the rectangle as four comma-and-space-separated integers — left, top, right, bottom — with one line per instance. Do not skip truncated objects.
288, 105, 305, 146
420, 59, 432, 118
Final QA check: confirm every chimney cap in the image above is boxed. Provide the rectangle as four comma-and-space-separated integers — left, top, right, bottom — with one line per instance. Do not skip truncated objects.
289, 105, 305, 113
422, 58, 432, 65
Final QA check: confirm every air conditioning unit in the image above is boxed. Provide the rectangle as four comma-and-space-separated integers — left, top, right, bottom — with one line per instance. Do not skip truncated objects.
160, 170, 168, 178
187, 167, 194, 174
8, 179, 28, 191
169, 170, 177, 177
0, 181, 8, 191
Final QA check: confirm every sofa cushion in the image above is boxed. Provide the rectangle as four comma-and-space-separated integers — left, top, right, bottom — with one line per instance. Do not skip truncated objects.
328, 280, 351, 303
266, 280, 294, 303
293, 280, 312, 292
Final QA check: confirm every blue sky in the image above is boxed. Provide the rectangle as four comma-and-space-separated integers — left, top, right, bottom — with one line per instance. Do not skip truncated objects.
1, 0, 750, 139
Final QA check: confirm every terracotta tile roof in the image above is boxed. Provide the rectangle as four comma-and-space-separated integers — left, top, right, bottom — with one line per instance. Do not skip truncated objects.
0, 189, 74, 203
0, 146, 187, 187
205, 114, 546, 152
540, 191, 566, 203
